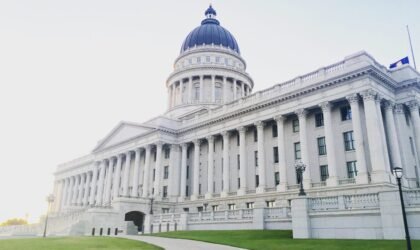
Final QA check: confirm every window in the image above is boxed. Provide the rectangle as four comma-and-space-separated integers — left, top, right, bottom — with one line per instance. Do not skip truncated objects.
164, 147, 170, 159
197, 57, 201, 63
162, 208, 170, 213
275, 172, 280, 185
315, 113, 324, 127
216, 57, 220, 63
199, 184, 201, 195
163, 166, 169, 179
238, 178, 241, 188
320, 165, 329, 181
197, 206, 203, 212
237, 154, 240, 169
341, 106, 352, 121
343, 131, 355, 151
186, 165, 189, 179
183, 207, 189, 212
294, 142, 301, 160
254, 151, 258, 166
347, 161, 358, 178
228, 204, 236, 210
212, 205, 219, 211
272, 124, 278, 137
246, 202, 254, 209
187, 148, 190, 158
292, 119, 299, 132
194, 85, 200, 100
317, 137, 327, 155
152, 169, 156, 181
273, 147, 279, 163
266, 200, 275, 208
206, 56, 210, 62
254, 128, 258, 142
163, 186, 168, 198
215, 84, 222, 101
237, 133, 240, 146
185, 186, 189, 196
153, 151, 157, 161
255, 175, 259, 187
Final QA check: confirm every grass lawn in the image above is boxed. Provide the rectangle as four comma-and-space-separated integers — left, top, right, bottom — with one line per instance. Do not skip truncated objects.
155, 230, 420, 250
0, 236, 162, 250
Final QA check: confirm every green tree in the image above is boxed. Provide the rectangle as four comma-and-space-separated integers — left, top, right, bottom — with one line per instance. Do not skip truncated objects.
0, 218, 28, 226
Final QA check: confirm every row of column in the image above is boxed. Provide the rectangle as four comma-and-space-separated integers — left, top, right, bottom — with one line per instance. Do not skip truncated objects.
168, 75, 251, 108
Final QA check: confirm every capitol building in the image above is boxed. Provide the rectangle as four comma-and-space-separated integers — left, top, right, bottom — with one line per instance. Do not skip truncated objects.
6, 6, 419, 239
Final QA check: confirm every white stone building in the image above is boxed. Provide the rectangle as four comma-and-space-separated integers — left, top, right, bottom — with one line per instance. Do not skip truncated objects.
17, 6, 420, 239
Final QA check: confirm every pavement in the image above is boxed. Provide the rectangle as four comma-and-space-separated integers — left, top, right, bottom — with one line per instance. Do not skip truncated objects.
121, 235, 247, 250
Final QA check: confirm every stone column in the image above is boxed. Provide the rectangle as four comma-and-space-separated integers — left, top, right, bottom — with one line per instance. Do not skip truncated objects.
223, 77, 228, 103
255, 121, 266, 193
142, 145, 152, 197
179, 81, 184, 104
68, 176, 75, 206
361, 90, 389, 183
131, 148, 141, 197
83, 172, 91, 206
188, 77, 193, 103
384, 101, 403, 169
407, 100, 420, 162
104, 158, 114, 204
61, 178, 69, 208
71, 175, 79, 205
112, 154, 123, 198
320, 102, 338, 186
296, 109, 311, 189
238, 127, 247, 195
169, 144, 181, 198
153, 142, 163, 198
122, 152, 132, 197
233, 79, 237, 100
192, 139, 201, 200
346, 94, 369, 184
221, 131, 230, 197
241, 82, 245, 98
95, 160, 106, 205
206, 136, 214, 199
275, 115, 288, 191
211, 75, 216, 102
89, 163, 99, 205
199, 76, 204, 102
376, 96, 391, 172
180, 143, 188, 199
77, 174, 86, 205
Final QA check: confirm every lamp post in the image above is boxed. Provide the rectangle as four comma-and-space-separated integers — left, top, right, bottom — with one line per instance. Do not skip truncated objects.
295, 160, 306, 196
393, 167, 411, 250
43, 194, 55, 238
149, 197, 154, 215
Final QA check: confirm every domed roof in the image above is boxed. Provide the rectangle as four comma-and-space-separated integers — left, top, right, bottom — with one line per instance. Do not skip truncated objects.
180, 5, 240, 54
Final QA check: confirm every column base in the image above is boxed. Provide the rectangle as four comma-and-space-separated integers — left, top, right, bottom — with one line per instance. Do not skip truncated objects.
371, 171, 391, 183
355, 173, 369, 184
190, 194, 198, 201
220, 191, 228, 198
326, 177, 338, 187
303, 180, 311, 190
205, 193, 213, 199
237, 189, 246, 196
277, 183, 287, 192
178, 196, 185, 202
256, 186, 265, 194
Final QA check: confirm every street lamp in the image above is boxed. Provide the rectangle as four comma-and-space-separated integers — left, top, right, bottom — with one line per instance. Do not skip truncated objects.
295, 160, 306, 196
393, 167, 412, 250
149, 197, 154, 215
43, 194, 55, 238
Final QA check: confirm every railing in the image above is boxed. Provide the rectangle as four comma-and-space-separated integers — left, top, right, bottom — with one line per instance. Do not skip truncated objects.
338, 178, 356, 185
310, 196, 339, 211
311, 182, 326, 188
405, 190, 420, 206
287, 184, 300, 190
197, 195, 205, 200
265, 187, 277, 192
344, 193, 379, 209
264, 207, 290, 220
246, 190, 256, 194
213, 193, 221, 198
228, 192, 237, 196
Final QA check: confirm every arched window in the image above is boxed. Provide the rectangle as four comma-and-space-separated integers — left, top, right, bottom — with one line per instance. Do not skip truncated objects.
215, 83, 222, 101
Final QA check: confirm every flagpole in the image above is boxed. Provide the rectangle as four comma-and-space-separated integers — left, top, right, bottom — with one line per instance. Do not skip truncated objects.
406, 25, 417, 70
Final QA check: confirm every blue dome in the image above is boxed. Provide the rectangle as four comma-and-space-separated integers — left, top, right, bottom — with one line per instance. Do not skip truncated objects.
180, 6, 240, 54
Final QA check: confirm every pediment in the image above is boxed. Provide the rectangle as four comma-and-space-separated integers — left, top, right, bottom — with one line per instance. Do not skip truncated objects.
93, 121, 155, 152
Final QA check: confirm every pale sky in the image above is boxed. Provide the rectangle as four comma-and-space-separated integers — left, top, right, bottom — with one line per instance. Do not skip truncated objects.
0, 0, 418, 223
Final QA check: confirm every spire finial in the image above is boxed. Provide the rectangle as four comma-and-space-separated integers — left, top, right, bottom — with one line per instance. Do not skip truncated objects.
205, 4, 217, 18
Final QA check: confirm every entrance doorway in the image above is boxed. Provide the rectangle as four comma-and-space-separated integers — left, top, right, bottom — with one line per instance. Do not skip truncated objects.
125, 211, 145, 232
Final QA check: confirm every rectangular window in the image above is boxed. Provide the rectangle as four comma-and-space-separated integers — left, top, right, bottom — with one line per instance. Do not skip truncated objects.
163, 186, 168, 198
186, 165, 189, 179
163, 166, 169, 179
254, 151, 258, 166
238, 178, 241, 188
272, 124, 278, 137
228, 204, 236, 210
320, 165, 329, 181
185, 186, 189, 196
317, 137, 327, 155
164, 147, 170, 159
254, 128, 258, 142
266, 200, 275, 208
152, 169, 156, 181
347, 161, 358, 178
197, 206, 203, 212
341, 106, 352, 121
273, 147, 279, 163
255, 175, 259, 187
343, 131, 355, 151
162, 208, 170, 213
183, 207, 189, 212
315, 113, 324, 127
237, 154, 240, 169
246, 202, 254, 209
212, 205, 219, 211
294, 142, 301, 160
275, 171, 280, 185
292, 119, 300, 132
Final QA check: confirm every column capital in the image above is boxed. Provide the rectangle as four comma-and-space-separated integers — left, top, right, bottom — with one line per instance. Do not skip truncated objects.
360, 89, 377, 101
154, 141, 164, 148
254, 121, 265, 129
192, 139, 201, 146
346, 93, 359, 104
383, 100, 395, 111
206, 135, 214, 143
238, 126, 246, 134
274, 115, 286, 122
406, 100, 419, 111
125, 151, 132, 157
295, 108, 308, 118
221, 131, 230, 138
180, 143, 188, 149
170, 144, 180, 151
319, 101, 332, 112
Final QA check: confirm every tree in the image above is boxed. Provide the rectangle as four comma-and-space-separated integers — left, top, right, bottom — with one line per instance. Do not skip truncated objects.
0, 218, 28, 226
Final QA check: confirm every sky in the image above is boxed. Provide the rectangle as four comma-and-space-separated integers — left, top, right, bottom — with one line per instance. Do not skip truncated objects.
0, 0, 419, 223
